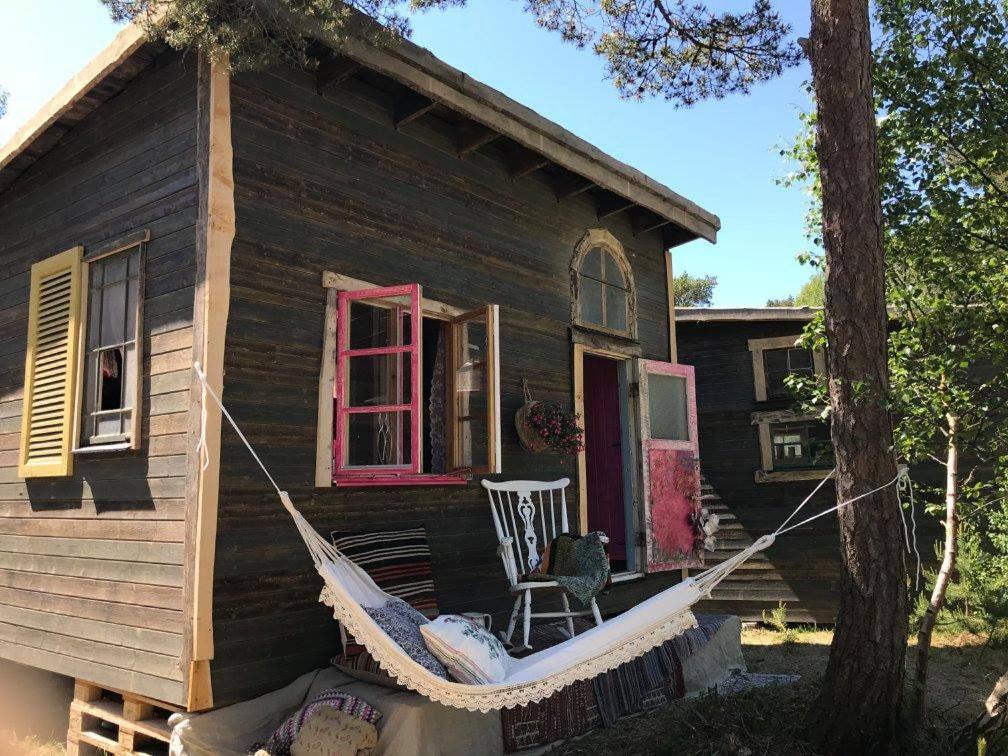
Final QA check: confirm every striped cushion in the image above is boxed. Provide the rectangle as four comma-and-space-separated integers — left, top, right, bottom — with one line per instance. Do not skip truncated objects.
330, 527, 439, 618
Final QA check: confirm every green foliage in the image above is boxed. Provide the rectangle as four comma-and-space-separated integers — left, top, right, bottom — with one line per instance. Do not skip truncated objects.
103, 1, 799, 107
767, 272, 825, 307
785, 0, 1008, 636
100, 0, 456, 70
672, 272, 717, 307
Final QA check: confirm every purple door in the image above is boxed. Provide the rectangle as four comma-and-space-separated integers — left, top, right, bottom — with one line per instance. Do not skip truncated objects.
583, 355, 627, 562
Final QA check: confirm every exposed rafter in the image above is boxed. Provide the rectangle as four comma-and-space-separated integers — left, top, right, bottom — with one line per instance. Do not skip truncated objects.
596, 194, 636, 220
315, 53, 360, 94
632, 211, 670, 236
552, 175, 596, 201
393, 91, 435, 129
663, 224, 695, 249
508, 149, 551, 179
457, 123, 499, 157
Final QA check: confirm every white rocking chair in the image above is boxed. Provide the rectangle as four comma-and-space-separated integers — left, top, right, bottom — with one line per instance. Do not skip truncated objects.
482, 478, 605, 651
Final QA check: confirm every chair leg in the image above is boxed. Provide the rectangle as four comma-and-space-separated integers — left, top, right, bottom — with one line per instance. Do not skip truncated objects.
502, 594, 522, 646
523, 589, 533, 650
590, 598, 603, 626
560, 593, 576, 639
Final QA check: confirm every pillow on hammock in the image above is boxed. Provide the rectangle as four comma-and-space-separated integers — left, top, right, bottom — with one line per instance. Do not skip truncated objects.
364, 598, 448, 680
420, 614, 511, 685
330, 527, 439, 619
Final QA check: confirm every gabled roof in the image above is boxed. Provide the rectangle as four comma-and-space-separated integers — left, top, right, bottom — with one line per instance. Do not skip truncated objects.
0, 16, 720, 245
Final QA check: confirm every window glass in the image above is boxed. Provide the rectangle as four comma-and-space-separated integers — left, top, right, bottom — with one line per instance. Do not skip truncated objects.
579, 277, 604, 325
577, 245, 630, 334
347, 354, 410, 407
349, 296, 413, 350
603, 250, 625, 287
764, 347, 814, 399
82, 246, 141, 445
770, 421, 833, 469
581, 247, 602, 280
606, 286, 628, 331
648, 373, 689, 441
346, 411, 411, 467
453, 317, 488, 469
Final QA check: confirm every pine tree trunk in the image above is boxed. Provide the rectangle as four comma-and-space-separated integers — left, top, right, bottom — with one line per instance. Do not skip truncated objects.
805, 1, 908, 752
911, 414, 959, 733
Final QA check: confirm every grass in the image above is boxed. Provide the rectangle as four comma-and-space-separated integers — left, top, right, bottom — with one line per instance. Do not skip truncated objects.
553, 626, 1008, 755
0, 730, 65, 756
4, 627, 1004, 755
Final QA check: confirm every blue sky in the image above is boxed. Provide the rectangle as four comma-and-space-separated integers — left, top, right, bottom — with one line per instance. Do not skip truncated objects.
0, 1, 820, 306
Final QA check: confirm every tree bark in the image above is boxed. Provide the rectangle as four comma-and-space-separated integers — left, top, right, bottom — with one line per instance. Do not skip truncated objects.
805, 1, 908, 752
911, 413, 958, 733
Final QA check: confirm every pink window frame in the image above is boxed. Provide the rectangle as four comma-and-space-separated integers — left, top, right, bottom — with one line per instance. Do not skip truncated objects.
331, 283, 467, 487
639, 360, 698, 455
334, 284, 423, 479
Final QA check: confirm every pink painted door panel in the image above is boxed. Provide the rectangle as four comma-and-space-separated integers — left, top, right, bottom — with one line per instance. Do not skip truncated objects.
638, 360, 701, 571
583, 355, 627, 561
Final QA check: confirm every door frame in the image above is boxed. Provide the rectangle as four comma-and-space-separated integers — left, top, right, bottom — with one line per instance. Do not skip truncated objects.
572, 341, 642, 570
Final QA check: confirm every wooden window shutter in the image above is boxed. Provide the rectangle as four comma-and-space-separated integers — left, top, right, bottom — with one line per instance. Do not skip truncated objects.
19, 247, 86, 478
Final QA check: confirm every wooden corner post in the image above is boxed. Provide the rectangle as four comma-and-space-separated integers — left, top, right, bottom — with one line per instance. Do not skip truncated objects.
183, 53, 234, 712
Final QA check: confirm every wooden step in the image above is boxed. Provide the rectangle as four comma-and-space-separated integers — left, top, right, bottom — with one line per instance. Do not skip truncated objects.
66, 680, 173, 756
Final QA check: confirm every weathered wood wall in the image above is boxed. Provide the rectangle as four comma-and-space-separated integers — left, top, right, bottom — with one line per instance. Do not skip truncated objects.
676, 319, 842, 623
0, 51, 198, 705
211, 62, 676, 705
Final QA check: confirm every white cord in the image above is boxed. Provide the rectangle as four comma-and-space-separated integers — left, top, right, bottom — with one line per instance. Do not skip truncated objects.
774, 466, 908, 538
193, 361, 285, 497
774, 468, 836, 536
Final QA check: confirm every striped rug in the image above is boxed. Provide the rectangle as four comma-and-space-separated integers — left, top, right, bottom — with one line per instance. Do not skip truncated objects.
330, 527, 439, 618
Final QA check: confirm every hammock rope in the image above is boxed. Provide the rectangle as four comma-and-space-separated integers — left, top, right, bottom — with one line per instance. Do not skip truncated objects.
192, 362, 913, 711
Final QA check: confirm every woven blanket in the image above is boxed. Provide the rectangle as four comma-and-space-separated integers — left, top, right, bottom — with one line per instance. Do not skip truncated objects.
528, 532, 611, 607
500, 615, 729, 752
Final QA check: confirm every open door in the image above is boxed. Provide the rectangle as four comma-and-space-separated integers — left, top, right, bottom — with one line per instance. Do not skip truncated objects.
637, 360, 701, 572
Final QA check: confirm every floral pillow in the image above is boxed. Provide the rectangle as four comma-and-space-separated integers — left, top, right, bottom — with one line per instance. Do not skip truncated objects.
420, 615, 511, 684
365, 599, 448, 679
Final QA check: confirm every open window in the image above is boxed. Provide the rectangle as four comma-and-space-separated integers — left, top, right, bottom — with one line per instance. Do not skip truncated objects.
637, 360, 702, 572
751, 410, 834, 482
748, 335, 825, 402
324, 277, 501, 487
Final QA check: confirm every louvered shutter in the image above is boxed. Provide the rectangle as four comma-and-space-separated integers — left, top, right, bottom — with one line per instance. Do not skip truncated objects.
19, 247, 85, 478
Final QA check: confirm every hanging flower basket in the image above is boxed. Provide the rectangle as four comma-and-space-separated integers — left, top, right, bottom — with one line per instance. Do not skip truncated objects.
515, 380, 585, 455
516, 401, 552, 453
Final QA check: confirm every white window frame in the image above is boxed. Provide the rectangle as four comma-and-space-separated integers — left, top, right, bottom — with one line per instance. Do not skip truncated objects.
751, 409, 833, 483
570, 228, 637, 341
748, 335, 826, 402
315, 270, 501, 487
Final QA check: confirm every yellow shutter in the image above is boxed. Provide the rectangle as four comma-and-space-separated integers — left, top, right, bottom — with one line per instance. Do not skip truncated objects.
18, 247, 85, 478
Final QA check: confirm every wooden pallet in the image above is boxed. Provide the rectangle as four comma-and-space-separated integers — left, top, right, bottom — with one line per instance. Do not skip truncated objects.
66, 681, 175, 756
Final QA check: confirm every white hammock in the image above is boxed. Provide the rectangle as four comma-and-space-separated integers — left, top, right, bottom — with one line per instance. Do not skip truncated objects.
193, 363, 906, 713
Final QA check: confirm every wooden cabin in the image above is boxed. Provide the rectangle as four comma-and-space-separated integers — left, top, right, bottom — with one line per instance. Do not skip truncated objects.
0, 17, 721, 725
676, 307, 841, 623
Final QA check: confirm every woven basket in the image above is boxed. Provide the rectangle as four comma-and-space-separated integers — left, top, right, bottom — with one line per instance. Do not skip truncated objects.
515, 402, 551, 453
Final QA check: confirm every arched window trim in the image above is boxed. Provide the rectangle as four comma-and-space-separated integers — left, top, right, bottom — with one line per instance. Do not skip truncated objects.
570, 229, 638, 340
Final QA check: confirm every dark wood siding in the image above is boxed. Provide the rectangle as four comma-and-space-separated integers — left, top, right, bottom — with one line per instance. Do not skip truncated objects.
0, 52, 198, 705
676, 319, 842, 623
212, 63, 675, 705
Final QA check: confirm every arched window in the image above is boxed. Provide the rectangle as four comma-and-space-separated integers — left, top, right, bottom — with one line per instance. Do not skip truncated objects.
572, 230, 635, 338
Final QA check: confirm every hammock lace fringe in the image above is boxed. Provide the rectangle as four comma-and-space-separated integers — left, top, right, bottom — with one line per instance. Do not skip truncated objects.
319, 584, 697, 712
